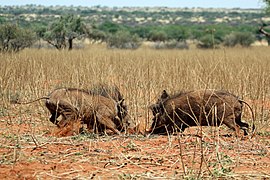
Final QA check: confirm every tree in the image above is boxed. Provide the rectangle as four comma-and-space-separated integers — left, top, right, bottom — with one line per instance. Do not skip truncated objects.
259, 0, 270, 45
258, 24, 270, 45
0, 23, 36, 53
43, 15, 87, 50
263, 0, 270, 14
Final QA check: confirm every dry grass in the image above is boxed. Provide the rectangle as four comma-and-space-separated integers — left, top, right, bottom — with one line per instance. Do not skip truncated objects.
0, 45, 270, 179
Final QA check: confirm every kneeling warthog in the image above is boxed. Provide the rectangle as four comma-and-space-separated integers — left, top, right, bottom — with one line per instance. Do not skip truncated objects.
45, 84, 129, 127
149, 89, 255, 136
15, 85, 130, 135
45, 88, 125, 134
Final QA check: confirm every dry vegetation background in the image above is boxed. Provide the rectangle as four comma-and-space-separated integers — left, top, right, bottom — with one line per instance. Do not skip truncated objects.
0, 44, 270, 179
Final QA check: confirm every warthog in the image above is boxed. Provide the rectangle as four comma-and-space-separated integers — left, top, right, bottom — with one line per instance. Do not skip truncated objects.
44, 84, 129, 127
15, 84, 130, 134
45, 88, 124, 134
149, 89, 255, 136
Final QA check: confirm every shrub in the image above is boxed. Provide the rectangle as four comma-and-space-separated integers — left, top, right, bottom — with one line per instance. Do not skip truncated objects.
224, 32, 255, 47
148, 31, 168, 42
107, 31, 141, 49
197, 34, 221, 49
88, 29, 107, 42
151, 40, 189, 49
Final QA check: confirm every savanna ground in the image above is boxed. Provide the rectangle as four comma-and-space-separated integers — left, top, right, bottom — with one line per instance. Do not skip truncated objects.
0, 44, 270, 179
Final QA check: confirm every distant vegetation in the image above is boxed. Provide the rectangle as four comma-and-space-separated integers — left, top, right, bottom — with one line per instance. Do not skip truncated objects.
0, 5, 269, 51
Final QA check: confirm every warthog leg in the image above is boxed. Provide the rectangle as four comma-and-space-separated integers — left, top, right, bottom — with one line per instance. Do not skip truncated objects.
96, 108, 121, 135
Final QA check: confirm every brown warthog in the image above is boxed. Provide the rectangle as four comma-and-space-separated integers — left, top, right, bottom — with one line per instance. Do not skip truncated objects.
44, 84, 129, 126
149, 89, 255, 136
45, 88, 124, 134
15, 85, 130, 134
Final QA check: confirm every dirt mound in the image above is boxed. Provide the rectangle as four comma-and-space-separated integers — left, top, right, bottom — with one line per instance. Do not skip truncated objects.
51, 120, 82, 137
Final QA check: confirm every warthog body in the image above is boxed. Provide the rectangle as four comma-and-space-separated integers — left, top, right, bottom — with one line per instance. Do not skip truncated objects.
149, 89, 254, 136
46, 84, 129, 126
15, 84, 130, 134
45, 88, 123, 134
87, 84, 128, 123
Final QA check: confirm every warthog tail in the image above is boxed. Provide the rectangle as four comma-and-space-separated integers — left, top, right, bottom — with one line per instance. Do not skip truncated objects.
239, 100, 256, 137
12, 96, 49, 105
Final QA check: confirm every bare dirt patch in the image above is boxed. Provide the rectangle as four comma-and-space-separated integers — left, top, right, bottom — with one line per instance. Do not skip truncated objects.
1, 111, 270, 179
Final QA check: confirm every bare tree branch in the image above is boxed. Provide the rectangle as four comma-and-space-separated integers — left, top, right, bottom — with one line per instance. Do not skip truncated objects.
259, 25, 270, 38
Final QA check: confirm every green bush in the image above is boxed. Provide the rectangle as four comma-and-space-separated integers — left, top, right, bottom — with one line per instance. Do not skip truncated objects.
89, 29, 107, 42
151, 40, 189, 49
107, 31, 141, 49
197, 34, 221, 49
224, 32, 255, 47
0, 23, 36, 52
148, 31, 168, 42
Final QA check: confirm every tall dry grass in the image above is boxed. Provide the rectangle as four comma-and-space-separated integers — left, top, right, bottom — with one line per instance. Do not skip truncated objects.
1, 45, 270, 130
1, 45, 269, 130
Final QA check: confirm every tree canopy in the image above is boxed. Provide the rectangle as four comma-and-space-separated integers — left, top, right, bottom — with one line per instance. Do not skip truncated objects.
258, 0, 270, 45
0, 23, 36, 52
43, 15, 87, 50
263, 0, 270, 14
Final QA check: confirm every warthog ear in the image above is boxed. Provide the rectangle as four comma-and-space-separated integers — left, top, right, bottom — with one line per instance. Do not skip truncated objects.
161, 90, 169, 100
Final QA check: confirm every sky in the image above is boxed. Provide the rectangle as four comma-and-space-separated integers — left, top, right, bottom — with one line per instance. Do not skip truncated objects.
0, 0, 264, 9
